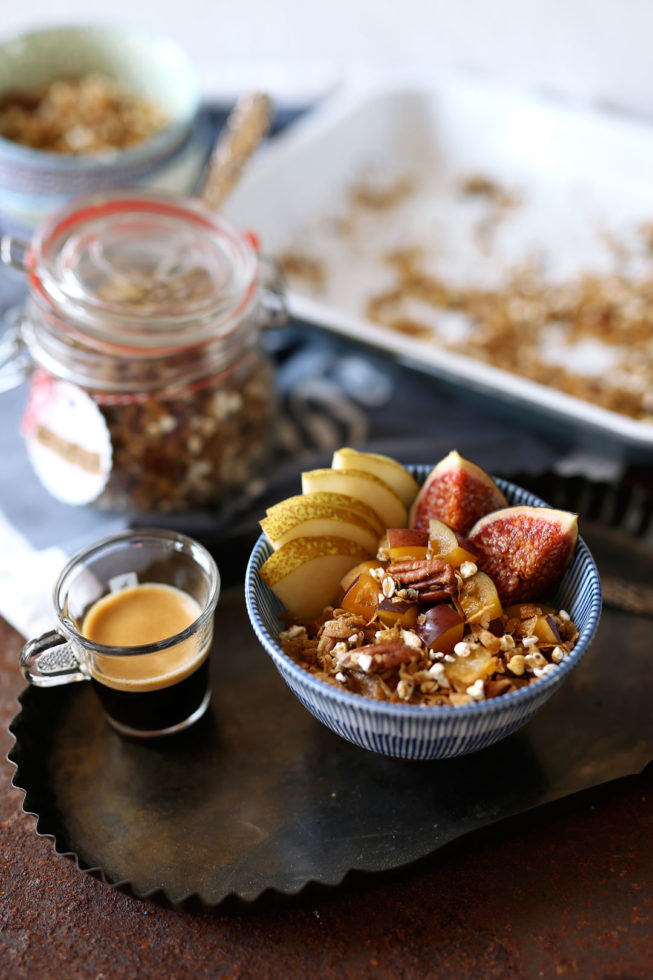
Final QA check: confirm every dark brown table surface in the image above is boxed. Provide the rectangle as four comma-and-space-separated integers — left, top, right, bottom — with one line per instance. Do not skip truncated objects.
1, 613, 651, 980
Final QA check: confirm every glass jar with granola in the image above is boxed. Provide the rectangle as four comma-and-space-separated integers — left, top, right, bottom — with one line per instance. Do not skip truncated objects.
0, 190, 284, 511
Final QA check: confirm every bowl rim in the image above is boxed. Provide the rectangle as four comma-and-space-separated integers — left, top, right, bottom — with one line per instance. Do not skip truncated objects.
245, 473, 603, 720
0, 23, 201, 170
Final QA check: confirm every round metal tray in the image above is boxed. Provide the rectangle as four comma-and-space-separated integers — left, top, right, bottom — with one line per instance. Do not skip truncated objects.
8, 475, 653, 910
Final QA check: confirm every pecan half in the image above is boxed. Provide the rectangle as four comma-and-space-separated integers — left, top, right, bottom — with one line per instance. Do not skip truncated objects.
387, 558, 456, 600
336, 642, 421, 672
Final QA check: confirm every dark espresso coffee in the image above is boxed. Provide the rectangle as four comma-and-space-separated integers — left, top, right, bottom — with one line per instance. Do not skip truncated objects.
82, 582, 210, 735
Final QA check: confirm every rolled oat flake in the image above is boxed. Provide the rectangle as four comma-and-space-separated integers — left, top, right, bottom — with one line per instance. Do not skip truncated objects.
0, 190, 285, 511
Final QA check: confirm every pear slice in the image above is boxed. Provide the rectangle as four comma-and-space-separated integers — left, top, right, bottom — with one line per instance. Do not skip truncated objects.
301, 468, 407, 529
260, 501, 378, 554
331, 447, 420, 508
259, 536, 370, 621
266, 491, 385, 537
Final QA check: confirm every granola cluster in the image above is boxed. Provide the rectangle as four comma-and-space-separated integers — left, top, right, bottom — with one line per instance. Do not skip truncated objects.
279, 173, 653, 423
279, 561, 579, 707
0, 73, 168, 154
366, 250, 652, 422
93, 349, 276, 512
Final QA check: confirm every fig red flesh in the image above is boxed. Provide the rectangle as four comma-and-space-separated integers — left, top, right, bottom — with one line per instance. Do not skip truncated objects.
468, 505, 578, 605
410, 450, 507, 535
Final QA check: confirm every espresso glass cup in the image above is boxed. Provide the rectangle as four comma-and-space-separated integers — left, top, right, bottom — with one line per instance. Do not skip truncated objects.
20, 529, 220, 737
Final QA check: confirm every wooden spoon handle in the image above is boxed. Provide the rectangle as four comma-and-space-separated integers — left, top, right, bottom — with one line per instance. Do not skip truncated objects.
200, 92, 272, 212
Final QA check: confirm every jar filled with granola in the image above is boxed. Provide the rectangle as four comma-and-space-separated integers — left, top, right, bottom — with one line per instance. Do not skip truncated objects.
0, 191, 284, 512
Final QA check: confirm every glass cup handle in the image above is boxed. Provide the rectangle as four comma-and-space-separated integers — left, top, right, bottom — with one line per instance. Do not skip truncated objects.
20, 630, 89, 687
0, 308, 32, 393
259, 254, 288, 329
1, 233, 30, 271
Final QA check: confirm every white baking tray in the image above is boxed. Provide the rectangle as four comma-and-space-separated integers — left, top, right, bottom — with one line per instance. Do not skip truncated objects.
224, 77, 653, 457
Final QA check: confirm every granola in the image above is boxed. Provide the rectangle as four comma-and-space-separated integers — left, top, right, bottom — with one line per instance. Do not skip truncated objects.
366, 249, 652, 421
279, 173, 653, 423
0, 73, 168, 154
93, 348, 276, 512
279, 589, 578, 707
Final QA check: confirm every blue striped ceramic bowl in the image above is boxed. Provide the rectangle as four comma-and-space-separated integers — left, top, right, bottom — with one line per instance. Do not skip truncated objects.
245, 470, 602, 759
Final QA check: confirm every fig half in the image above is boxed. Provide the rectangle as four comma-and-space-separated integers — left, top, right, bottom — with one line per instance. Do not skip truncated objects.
409, 450, 507, 535
468, 505, 578, 605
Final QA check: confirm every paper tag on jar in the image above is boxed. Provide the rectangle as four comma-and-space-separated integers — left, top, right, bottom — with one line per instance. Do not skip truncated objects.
22, 373, 112, 505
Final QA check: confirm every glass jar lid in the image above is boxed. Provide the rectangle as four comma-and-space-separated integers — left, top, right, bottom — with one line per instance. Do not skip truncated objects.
26, 191, 259, 351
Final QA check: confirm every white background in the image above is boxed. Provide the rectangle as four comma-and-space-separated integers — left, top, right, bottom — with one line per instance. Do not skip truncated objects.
0, 0, 651, 116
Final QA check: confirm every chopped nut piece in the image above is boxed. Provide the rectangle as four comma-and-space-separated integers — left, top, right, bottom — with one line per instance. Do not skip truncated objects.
466, 679, 485, 700
507, 654, 526, 676
401, 629, 423, 649
459, 561, 478, 579
397, 679, 414, 700
453, 640, 473, 658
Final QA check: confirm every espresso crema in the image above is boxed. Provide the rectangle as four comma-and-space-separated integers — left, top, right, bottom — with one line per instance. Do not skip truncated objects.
82, 582, 206, 692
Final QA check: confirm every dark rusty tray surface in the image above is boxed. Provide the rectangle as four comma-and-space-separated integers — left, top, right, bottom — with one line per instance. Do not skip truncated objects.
8, 475, 653, 910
